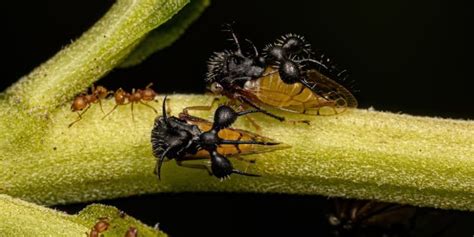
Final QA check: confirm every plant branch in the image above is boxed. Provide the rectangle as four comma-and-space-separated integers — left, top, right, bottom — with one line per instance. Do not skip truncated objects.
0, 194, 166, 236
4, 0, 189, 113
0, 0, 472, 213
1, 95, 473, 211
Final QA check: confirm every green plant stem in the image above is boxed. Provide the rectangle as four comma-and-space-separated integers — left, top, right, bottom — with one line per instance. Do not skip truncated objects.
1, 95, 473, 210
4, 0, 189, 113
1, 0, 472, 213
0, 194, 166, 236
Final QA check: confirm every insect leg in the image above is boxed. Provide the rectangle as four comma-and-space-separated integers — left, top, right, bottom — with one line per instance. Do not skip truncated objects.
97, 98, 105, 114
240, 95, 311, 125
139, 101, 158, 113
68, 105, 91, 128
239, 96, 285, 122
175, 160, 213, 176
182, 97, 220, 115
232, 155, 257, 174
131, 102, 135, 121
102, 104, 118, 119
244, 115, 262, 131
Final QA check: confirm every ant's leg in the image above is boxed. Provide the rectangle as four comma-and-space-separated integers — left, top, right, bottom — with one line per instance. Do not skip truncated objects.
68, 105, 90, 128
182, 97, 220, 115
139, 101, 158, 113
102, 104, 118, 119
98, 99, 105, 114
131, 103, 135, 121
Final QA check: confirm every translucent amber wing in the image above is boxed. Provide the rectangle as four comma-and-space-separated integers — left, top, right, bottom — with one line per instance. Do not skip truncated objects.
245, 67, 357, 115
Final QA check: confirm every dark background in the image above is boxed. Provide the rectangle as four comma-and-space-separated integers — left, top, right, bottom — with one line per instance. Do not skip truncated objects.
3, 0, 474, 236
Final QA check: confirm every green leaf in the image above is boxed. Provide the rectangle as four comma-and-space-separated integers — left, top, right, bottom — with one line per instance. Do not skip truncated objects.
120, 0, 211, 67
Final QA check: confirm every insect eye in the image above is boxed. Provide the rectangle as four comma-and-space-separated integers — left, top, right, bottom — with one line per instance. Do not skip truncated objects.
210, 82, 223, 93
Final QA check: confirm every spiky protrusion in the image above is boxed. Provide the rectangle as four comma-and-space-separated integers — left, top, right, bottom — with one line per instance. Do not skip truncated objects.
205, 50, 233, 83
263, 33, 314, 59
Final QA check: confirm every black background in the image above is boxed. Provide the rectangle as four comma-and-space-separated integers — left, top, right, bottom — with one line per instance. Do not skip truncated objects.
3, 0, 474, 236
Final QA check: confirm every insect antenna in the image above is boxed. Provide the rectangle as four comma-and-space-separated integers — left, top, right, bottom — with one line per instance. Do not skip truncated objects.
244, 38, 259, 57
161, 95, 169, 119
222, 23, 243, 55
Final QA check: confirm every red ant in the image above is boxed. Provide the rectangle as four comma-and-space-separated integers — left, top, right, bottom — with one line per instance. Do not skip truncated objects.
87, 217, 110, 237
102, 83, 158, 120
69, 85, 111, 128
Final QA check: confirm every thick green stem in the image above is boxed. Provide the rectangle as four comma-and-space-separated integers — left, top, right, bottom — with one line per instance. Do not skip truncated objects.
0, 0, 472, 214
0, 194, 166, 236
4, 0, 189, 113
1, 95, 473, 210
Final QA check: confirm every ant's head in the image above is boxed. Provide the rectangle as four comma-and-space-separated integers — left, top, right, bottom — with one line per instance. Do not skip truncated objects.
140, 86, 157, 101
94, 85, 109, 98
71, 95, 88, 111
134, 83, 158, 101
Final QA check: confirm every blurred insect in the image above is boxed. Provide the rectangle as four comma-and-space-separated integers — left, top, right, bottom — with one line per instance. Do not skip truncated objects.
204, 27, 357, 124
124, 227, 138, 237
87, 217, 110, 237
151, 96, 287, 180
68, 85, 111, 127
103, 83, 158, 120
327, 198, 416, 237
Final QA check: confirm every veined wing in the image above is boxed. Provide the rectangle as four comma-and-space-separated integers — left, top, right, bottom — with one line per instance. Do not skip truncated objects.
244, 67, 357, 115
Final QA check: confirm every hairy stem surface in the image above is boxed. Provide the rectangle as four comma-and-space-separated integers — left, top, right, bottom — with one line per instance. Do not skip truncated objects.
1, 95, 472, 210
